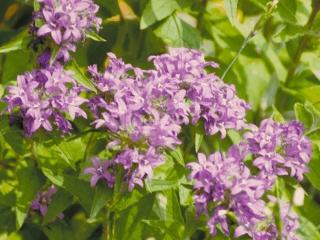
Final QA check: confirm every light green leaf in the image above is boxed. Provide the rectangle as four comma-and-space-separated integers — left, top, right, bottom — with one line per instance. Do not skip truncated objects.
195, 124, 203, 153
153, 190, 184, 224
86, 31, 106, 42
140, 0, 180, 29
294, 103, 313, 129
154, 15, 201, 49
297, 216, 320, 240
169, 147, 184, 166
272, 105, 285, 123
0, 31, 31, 54
272, 24, 305, 43
145, 179, 179, 193
223, 0, 238, 26
66, 61, 97, 93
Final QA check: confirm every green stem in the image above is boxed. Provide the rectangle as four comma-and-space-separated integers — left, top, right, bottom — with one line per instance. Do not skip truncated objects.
83, 132, 95, 163
284, 0, 320, 87
221, 0, 279, 79
221, 32, 254, 79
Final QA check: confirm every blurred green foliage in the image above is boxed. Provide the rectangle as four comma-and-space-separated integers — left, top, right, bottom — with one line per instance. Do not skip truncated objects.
1, 0, 320, 239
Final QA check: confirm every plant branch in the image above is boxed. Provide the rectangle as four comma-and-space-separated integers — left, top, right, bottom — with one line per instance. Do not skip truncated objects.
284, 0, 320, 87
222, 0, 279, 79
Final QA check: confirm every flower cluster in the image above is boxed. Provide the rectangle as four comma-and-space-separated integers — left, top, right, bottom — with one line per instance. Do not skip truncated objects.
188, 118, 311, 239
188, 150, 276, 239
5, 65, 87, 135
35, 0, 102, 61
84, 48, 249, 190
245, 119, 312, 184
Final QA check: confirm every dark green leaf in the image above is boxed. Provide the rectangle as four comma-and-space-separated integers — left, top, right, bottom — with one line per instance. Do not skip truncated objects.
43, 189, 73, 224
89, 182, 113, 219
16, 167, 45, 229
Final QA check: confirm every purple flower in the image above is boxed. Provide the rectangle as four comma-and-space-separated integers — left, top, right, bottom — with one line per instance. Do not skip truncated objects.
280, 201, 300, 240
244, 119, 312, 182
84, 157, 115, 187
35, 0, 102, 61
31, 185, 59, 216
5, 65, 87, 135
188, 150, 274, 239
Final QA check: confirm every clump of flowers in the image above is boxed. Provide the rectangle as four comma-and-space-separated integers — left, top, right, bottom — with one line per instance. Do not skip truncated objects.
35, 0, 102, 61
84, 48, 249, 191
5, 65, 87, 135
245, 119, 312, 184
187, 118, 311, 239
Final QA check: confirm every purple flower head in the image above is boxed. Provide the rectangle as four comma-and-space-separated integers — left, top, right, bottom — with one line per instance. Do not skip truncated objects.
244, 119, 312, 182
5, 65, 87, 135
84, 157, 115, 187
31, 185, 58, 216
188, 150, 273, 238
36, 0, 102, 61
280, 201, 300, 240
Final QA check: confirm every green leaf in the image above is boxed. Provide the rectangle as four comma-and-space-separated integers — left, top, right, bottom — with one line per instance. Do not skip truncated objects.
140, 0, 180, 30
66, 61, 97, 93
272, 24, 305, 43
194, 124, 204, 153
168, 147, 184, 166
294, 103, 313, 129
54, 138, 86, 169
297, 216, 320, 240
142, 220, 184, 239
0, 31, 31, 54
306, 142, 320, 191
89, 182, 113, 219
223, 0, 238, 26
43, 189, 73, 224
145, 179, 179, 193
3, 125, 25, 154
272, 105, 285, 123
16, 167, 45, 229
86, 31, 106, 42
49, 46, 60, 66
43, 222, 74, 240
112, 188, 145, 212
41, 169, 94, 213
152, 190, 184, 224
154, 14, 201, 49
114, 194, 155, 240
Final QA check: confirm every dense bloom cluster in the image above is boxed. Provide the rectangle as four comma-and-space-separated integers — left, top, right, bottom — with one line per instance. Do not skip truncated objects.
35, 0, 102, 61
188, 118, 311, 239
188, 150, 276, 239
5, 65, 87, 135
245, 119, 312, 184
84, 48, 249, 190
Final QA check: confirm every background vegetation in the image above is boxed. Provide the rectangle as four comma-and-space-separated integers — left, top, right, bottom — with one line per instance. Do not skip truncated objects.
1, 0, 320, 239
